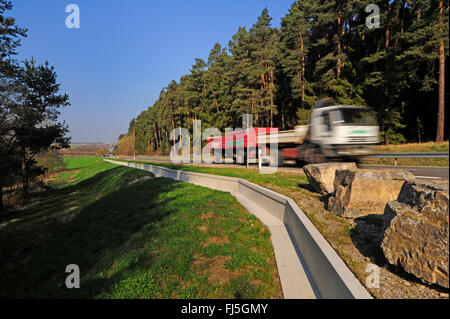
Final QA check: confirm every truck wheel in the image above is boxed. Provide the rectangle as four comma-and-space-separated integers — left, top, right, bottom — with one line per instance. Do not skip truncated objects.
296, 159, 307, 167
277, 152, 285, 167
313, 150, 326, 163
306, 146, 326, 164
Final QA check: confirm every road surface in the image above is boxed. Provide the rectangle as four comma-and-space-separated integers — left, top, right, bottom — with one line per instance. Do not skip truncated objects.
358, 164, 449, 180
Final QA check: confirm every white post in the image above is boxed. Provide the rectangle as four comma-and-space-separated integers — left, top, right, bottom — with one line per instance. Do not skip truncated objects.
258, 148, 262, 169
246, 149, 249, 169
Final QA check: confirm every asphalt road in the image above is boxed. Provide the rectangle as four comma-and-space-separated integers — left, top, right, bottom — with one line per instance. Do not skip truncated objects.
114, 156, 449, 180
358, 164, 449, 180
270, 163, 448, 180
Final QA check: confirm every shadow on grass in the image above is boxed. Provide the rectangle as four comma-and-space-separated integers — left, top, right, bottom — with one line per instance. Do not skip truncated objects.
318, 193, 332, 210
349, 214, 388, 267
296, 182, 317, 193
296, 182, 332, 210
0, 165, 184, 298
0, 167, 120, 224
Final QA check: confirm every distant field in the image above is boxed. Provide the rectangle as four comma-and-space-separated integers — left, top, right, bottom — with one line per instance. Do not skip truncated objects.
0, 157, 282, 299
376, 141, 449, 153
362, 142, 449, 167
360, 157, 448, 167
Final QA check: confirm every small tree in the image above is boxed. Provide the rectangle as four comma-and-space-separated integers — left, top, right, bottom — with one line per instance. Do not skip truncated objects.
379, 108, 406, 145
10, 59, 70, 202
95, 146, 109, 157
0, 0, 27, 211
36, 149, 66, 173
116, 134, 136, 155
296, 108, 311, 125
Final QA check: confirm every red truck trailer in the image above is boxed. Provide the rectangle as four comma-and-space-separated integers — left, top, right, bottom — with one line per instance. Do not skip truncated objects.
206, 127, 278, 164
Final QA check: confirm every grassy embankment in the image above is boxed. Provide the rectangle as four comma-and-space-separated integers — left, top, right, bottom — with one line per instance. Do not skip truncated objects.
360, 141, 449, 167
0, 157, 282, 299
122, 159, 447, 298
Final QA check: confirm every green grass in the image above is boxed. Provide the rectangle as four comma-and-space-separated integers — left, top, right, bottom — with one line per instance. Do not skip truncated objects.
360, 157, 449, 167
119, 159, 310, 189
376, 141, 449, 153
0, 157, 282, 299
366, 142, 449, 167
366, 141, 449, 166
51, 157, 117, 188
63, 156, 103, 170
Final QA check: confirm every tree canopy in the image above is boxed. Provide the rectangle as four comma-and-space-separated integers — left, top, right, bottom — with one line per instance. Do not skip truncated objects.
0, 1, 70, 210
118, 0, 448, 155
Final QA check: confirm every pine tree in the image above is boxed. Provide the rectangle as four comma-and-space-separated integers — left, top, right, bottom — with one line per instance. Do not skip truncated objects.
10, 59, 70, 202
0, 1, 27, 210
279, 1, 316, 126
124, 0, 448, 154
228, 26, 254, 127
249, 8, 278, 127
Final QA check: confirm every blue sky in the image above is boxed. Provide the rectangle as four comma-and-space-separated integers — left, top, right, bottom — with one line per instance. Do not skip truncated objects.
11, 0, 295, 143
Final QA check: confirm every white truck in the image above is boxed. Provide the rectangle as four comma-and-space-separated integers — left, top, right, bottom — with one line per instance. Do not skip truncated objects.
259, 100, 380, 165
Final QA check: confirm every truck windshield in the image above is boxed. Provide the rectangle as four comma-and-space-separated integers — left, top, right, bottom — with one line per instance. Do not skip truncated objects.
333, 108, 377, 126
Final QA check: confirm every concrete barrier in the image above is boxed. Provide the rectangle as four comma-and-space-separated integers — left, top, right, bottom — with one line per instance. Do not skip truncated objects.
105, 159, 372, 299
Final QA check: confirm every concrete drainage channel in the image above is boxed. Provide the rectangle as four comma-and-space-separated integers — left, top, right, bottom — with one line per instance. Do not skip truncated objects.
105, 159, 372, 299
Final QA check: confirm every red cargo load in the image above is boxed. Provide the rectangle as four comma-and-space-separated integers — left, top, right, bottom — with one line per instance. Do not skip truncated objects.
206, 127, 278, 150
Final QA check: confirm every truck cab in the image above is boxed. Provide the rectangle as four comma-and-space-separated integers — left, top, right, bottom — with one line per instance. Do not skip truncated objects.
308, 104, 379, 160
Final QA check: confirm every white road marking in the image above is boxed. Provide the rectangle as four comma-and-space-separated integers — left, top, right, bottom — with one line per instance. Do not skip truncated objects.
415, 176, 442, 180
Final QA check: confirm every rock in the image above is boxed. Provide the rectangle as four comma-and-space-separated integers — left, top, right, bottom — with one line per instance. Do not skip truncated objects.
303, 162, 357, 195
328, 169, 415, 218
381, 181, 449, 288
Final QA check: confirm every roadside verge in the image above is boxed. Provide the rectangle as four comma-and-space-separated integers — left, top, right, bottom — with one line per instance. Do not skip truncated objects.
105, 159, 372, 299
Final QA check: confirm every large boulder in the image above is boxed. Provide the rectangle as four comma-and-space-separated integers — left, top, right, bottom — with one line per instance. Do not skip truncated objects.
328, 169, 415, 218
303, 162, 357, 195
381, 181, 449, 288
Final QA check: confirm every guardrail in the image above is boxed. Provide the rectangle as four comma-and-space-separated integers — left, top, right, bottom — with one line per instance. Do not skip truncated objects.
105, 159, 372, 299
365, 152, 448, 166
108, 151, 449, 169
110, 152, 449, 159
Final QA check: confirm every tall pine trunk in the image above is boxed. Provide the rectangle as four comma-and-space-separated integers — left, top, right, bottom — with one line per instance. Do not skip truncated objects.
269, 69, 274, 127
437, 1, 445, 142
0, 185, 4, 212
386, 3, 391, 49
21, 150, 29, 204
337, 10, 342, 79
300, 30, 305, 104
